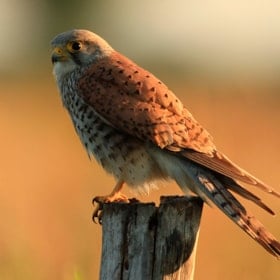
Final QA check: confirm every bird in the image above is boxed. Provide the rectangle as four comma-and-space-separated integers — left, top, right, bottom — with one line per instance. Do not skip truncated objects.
51, 29, 280, 258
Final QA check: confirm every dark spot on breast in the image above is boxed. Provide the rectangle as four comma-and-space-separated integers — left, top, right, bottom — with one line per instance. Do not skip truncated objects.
103, 131, 115, 141
108, 153, 116, 160
92, 132, 98, 138
78, 104, 87, 112
96, 123, 105, 132
87, 111, 93, 119
93, 145, 100, 154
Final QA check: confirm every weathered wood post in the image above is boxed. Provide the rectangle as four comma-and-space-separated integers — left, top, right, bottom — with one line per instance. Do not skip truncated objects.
99, 196, 203, 280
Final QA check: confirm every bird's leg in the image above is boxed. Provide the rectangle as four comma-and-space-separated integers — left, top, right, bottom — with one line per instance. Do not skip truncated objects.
92, 180, 130, 223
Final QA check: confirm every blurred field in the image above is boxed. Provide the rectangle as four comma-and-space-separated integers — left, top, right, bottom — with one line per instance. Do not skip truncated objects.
0, 75, 279, 280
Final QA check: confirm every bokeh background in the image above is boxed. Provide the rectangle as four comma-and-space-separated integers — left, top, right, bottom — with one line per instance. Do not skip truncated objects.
1, 1, 280, 279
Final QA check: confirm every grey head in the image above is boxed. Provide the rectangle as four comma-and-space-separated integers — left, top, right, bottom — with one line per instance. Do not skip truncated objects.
51, 29, 114, 81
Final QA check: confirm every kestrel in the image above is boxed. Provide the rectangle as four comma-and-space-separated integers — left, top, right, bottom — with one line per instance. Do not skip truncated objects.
51, 29, 280, 258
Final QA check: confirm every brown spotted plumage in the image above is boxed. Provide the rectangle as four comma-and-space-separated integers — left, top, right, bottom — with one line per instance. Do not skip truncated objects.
51, 29, 280, 258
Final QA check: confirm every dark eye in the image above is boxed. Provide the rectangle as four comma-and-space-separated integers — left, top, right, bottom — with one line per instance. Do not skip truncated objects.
71, 41, 82, 51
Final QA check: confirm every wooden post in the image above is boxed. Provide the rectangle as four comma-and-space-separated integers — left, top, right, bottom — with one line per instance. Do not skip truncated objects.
99, 196, 203, 280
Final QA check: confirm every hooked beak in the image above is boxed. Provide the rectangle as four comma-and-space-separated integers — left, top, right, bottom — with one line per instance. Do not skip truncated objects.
51, 47, 69, 64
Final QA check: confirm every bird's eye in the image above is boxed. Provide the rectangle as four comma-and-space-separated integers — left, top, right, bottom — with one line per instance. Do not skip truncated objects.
68, 41, 82, 52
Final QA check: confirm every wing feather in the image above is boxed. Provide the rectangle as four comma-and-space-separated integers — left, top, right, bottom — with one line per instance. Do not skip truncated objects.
77, 51, 279, 197
183, 150, 280, 197
78, 51, 215, 154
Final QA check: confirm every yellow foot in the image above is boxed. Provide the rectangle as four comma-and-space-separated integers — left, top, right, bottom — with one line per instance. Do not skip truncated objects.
92, 192, 133, 223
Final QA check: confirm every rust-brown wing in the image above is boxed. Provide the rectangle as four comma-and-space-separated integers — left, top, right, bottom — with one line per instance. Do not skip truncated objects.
77, 51, 280, 197
78, 51, 215, 154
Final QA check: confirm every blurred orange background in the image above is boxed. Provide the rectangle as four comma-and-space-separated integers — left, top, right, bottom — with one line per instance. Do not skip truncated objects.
1, 1, 280, 279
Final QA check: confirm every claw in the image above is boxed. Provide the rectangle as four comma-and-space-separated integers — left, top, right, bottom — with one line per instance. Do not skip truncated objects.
92, 195, 141, 224
91, 180, 141, 223
92, 192, 130, 224
92, 199, 104, 224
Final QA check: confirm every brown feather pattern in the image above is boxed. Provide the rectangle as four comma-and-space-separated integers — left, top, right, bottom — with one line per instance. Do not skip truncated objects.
78, 52, 215, 154
51, 29, 280, 258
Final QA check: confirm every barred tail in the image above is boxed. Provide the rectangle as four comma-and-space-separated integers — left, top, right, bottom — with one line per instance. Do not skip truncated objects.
182, 167, 280, 258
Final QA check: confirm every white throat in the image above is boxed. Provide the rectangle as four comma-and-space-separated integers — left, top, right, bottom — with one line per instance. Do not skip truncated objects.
52, 60, 77, 84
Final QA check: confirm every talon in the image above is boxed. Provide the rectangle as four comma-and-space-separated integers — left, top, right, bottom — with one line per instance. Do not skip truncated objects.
92, 199, 104, 224
128, 197, 140, 203
91, 180, 139, 224
92, 192, 130, 224
91, 194, 141, 224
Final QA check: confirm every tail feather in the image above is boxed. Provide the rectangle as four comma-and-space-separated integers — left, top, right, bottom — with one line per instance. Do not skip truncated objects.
192, 169, 280, 258
183, 150, 280, 198
216, 174, 275, 215
238, 213, 280, 257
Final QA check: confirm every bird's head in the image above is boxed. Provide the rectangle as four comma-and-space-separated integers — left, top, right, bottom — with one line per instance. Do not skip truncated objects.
50, 29, 114, 80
